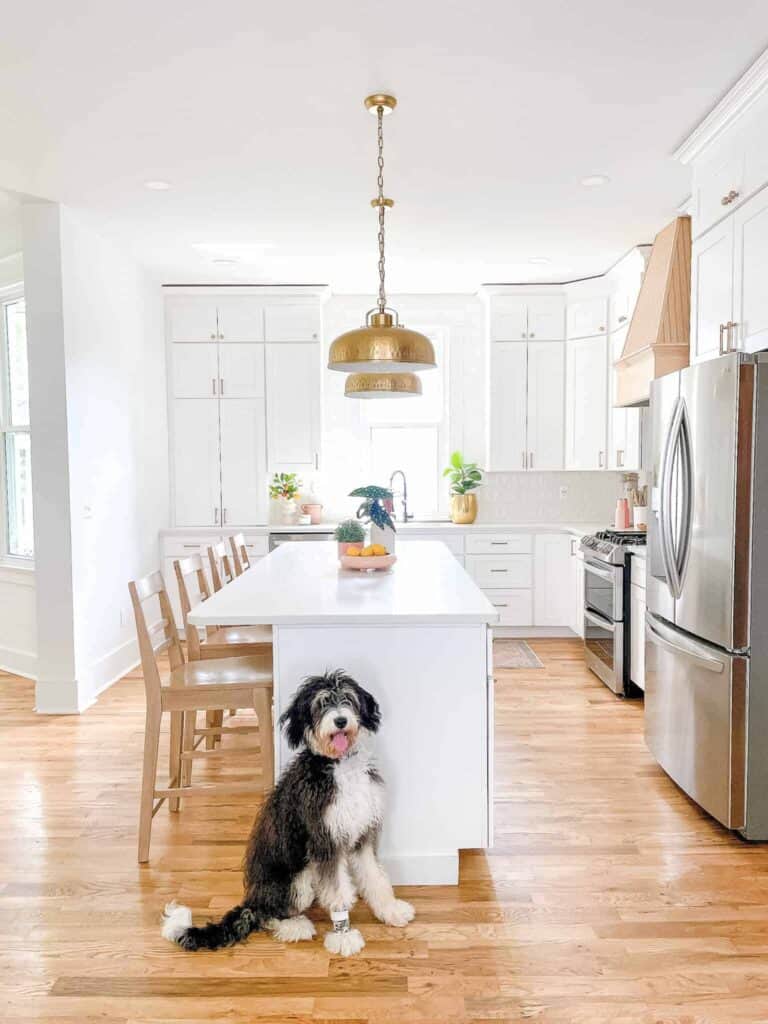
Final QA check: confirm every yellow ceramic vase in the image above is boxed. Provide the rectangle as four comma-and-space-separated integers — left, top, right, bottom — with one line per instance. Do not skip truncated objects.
450, 493, 477, 524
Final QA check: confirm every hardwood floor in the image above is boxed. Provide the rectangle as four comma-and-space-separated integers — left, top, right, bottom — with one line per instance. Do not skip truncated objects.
2, 639, 768, 1022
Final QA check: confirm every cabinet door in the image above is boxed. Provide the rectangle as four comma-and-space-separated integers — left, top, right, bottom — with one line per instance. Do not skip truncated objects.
571, 548, 585, 637
733, 186, 768, 355
488, 343, 527, 470
630, 582, 646, 690
171, 343, 219, 398
693, 150, 744, 238
607, 325, 641, 471
566, 297, 608, 339
265, 343, 321, 471
220, 399, 268, 526
166, 296, 219, 343
534, 534, 575, 627
218, 343, 265, 398
690, 219, 734, 363
215, 298, 264, 342
489, 298, 528, 342
566, 335, 608, 469
172, 399, 220, 526
526, 341, 564, 470
264, 304, 321, 342
525, 296, 565, 341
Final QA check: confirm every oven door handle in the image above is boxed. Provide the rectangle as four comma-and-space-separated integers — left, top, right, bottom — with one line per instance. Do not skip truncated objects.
584, 561, 617, 584
584, 609, 616, 633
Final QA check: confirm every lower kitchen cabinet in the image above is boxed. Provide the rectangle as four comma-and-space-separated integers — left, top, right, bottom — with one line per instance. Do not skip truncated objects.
534, 533, 575, 627
485, 589, 533, 627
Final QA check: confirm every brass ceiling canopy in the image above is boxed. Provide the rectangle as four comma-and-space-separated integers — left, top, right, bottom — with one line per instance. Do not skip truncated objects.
344, 372, 422, 399
329, 93, 436, 390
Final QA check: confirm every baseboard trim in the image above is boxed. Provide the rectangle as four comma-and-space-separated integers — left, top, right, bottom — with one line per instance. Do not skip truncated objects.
0, 645, 37, 680
493, 627, 578, 639
87, 634, 141, 703
378, 852, 459, 886
35, 678, 93, 715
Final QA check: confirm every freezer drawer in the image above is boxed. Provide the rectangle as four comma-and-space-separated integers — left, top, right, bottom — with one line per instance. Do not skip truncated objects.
644, 611, 746, 829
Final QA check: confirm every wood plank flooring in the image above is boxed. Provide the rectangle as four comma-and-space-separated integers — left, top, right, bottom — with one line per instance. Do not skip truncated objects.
2, 639, 768, 1022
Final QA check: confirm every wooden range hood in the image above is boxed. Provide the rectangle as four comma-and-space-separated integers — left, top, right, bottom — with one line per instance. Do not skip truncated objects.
615, 216, 691, 407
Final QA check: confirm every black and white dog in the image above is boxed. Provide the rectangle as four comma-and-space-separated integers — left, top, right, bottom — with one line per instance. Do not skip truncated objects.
162, 670, 414, 956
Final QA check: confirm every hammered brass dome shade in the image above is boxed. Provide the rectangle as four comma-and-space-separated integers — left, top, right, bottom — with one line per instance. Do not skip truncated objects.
329, 313, 436, 373
344, 372, 422, 398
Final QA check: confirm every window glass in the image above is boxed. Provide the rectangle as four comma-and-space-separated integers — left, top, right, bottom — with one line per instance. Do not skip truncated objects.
5, 299, 29, 426
5, 431, 34, 557
371, 425, 440, 518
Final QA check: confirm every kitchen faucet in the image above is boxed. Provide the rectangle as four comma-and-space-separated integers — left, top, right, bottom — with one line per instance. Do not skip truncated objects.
389, 470, 413, 523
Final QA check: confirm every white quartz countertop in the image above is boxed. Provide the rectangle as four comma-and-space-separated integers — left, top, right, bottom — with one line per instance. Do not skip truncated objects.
163, 521, 606, 537
188, 541, 498, 627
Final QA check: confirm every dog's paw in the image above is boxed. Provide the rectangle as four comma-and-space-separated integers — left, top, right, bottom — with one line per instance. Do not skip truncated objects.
324, 927, 365, 957
379, 899, 415, 927
161, 900, 192, 942
270, 915, 316, 943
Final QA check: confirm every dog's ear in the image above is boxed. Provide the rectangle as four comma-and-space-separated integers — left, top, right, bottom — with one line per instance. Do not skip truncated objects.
279, 681, 313, 749
349, 680, 381, 734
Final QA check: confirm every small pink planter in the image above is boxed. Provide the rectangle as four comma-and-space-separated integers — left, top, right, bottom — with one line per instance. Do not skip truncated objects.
337, 541, 363, 557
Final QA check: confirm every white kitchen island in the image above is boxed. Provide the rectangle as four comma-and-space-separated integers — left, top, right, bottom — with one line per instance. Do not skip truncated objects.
188, 540, 498, 884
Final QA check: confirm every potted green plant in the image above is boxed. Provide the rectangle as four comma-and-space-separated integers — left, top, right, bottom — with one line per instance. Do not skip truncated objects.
334, 518, 366, 556
349, 484, 396, 551
269, 472, 302, 524
443, 451, 483, 524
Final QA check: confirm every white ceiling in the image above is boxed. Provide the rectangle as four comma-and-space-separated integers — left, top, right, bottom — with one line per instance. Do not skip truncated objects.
1, 1, 766, 291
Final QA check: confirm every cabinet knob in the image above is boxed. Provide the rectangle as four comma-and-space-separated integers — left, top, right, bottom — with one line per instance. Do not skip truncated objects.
210, 333, 216, 340
529, 332, 535, 338
618, 315, 627, 323
599, 325, 605, 332
721, 189, 740, 206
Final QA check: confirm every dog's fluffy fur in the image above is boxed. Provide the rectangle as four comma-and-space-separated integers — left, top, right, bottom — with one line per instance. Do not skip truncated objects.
162, 670, 414, 956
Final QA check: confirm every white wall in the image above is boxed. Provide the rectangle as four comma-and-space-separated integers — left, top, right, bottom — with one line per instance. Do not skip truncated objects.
23, 201, 168, 712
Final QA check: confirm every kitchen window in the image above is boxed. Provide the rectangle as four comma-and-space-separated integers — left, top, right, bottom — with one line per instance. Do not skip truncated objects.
0, 289, 33, 561
363, 328, 448, 518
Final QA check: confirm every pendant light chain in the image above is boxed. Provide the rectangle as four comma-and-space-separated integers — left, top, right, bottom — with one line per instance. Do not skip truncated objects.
376, 105, 387, 313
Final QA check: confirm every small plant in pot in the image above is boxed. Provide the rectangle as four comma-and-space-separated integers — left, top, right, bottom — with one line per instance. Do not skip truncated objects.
349, 484, 396, 551
443, 451, 483, 524
334, 518, 366, 556
270, 472, 302, 524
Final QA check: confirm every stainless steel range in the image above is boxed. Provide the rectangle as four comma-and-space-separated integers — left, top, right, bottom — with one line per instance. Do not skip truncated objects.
580, 528, 646, 695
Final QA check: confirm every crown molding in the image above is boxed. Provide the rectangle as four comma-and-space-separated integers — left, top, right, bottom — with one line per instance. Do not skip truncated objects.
674, 47, 768, 165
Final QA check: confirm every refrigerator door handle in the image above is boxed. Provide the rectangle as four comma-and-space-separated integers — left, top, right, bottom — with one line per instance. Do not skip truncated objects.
646, 615, 724, 674
660, 397, 693, 600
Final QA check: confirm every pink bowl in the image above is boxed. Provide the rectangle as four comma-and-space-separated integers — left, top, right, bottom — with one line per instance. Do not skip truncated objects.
340, 554, 397, 572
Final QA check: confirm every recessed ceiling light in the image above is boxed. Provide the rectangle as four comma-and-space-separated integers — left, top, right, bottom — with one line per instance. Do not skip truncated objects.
212, 258, 238, 265
581, 174, 610, 187
527, 257, 550, 265
144, 179, 171, 190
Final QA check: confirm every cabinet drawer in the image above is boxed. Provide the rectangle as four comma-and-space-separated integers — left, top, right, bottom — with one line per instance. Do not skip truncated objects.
163, 534, 221, 557
398, 532, 465, 555
240, 533, 269, 557
465, 534, 532, 555
484, 589, 532, 626
466, 554, 532, 589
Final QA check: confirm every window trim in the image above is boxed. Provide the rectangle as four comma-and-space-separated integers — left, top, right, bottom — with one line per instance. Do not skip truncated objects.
0, 284, 33, 567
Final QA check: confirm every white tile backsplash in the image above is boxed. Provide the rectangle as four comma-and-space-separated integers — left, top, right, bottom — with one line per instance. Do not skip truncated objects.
476, 471, 626, 525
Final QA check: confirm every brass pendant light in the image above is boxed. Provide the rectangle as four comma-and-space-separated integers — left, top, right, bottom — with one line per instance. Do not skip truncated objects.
329, 94, 436, 392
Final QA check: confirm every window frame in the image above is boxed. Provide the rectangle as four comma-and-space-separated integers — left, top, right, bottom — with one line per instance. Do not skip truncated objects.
0, 283, 33, 567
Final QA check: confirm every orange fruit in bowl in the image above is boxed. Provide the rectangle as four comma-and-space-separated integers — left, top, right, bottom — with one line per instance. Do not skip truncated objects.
371, 544, 388, 556
346, 547, 362, 557
360, 545, 375, 557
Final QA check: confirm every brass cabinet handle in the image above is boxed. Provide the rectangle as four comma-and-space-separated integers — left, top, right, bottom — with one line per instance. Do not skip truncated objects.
529, 451, 534, 468
726, 321, 739, 351
719, 323, 727, 354
212, 378, 217, 395
598, 450, 605, 468
522, 451, 527, 469
616, 449, 624, 467
529, 332, 535, 338
721, 189, 740, 206
210, 333, 216, 340
220, 378, 225, 395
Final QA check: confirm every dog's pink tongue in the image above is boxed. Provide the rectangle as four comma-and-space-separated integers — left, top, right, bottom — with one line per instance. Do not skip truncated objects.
331, 732, 349, 754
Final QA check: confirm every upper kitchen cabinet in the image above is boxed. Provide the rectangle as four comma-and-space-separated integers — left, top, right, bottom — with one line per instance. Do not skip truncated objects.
566, 296, 608, 339
690, 218, 734, 363
265, 342, 321, 472
166, 295, 220, 343
608, 325, 642, 471
171, 343, 219, 398
218, 344, 265, 398
489, 294, 565, 341
215, 297, 265, 342
732, 185, 768, 355
526, 342, 565, 470
264, 303, 321, 342
566, 333, 608, 469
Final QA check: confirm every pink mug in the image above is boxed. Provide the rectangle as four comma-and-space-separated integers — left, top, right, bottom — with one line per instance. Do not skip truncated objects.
301, 502, 323, 525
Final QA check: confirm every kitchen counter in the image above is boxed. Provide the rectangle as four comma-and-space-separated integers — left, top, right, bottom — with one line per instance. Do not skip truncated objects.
189, 541, 495, 886
162, 520, 606, 537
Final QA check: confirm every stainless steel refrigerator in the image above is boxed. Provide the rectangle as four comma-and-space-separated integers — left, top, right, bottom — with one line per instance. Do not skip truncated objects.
646, 351, 768, 839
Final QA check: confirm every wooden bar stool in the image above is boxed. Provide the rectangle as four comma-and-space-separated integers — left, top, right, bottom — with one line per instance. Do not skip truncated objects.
208, 540, 236, 592
128, 570, 274, 863
229, 532, 252, 576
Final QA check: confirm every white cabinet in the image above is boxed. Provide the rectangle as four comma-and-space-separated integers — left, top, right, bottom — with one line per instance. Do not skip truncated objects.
608, 325, 642, 471
694, 151, 745, 239
490, 295, 564, 341
218, 344, 265, 398
526, 342, 565, 470
166, 296, 220, 343
466, 554, 532, 590
488, 343, 527, 470
486, 589, 533, 627
733, 186, 768, 354
534, 533, 575, 627
215, 297, 265, 342
630, 582, 646, 690
220, 399, 268, 526
172, 400, 221, 527
488, 342, 565, 471
265, 342, 321, 471
566, 297, 608, 339
172, 343, 219, 398
570, 542, 584, 638
690, 219, 734, 363
566, 334, 608, 469
264, 303, 321, 342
